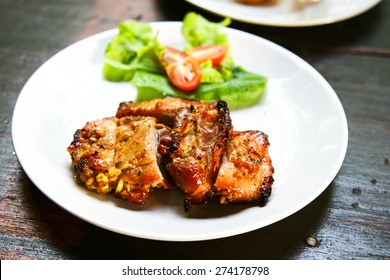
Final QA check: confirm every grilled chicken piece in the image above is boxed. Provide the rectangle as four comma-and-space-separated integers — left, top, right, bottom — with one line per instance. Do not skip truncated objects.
158, 100, 232, 211
116, 97, 215, 126
67, 116, 171, 204
213, 130, 274, 206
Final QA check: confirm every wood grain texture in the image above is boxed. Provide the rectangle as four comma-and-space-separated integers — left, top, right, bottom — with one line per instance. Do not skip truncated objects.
0, 0, 389, 260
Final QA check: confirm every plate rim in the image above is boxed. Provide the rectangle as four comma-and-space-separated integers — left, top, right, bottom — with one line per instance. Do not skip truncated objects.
184, 0, 382, 27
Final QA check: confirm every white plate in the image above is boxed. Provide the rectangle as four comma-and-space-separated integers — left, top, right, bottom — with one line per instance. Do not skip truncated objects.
185, 0, 382, 27
12, 22, 348, 241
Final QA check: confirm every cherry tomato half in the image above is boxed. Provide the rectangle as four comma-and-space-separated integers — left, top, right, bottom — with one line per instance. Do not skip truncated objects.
187, 45, 228, 67
161, 47, 202, 92
161, 47, 187, 66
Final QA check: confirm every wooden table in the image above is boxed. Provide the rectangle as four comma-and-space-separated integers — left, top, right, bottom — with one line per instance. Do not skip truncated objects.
1, 0, 389, 260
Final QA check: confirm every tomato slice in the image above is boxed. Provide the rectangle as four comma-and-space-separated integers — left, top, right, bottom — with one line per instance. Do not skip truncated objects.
165, 56, 201, 92
187, 45, 228, 67
161, 47, 187, 66
161, 47, 201, 92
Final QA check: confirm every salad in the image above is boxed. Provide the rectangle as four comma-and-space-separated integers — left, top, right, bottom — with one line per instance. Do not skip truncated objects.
102, 12, 267, 110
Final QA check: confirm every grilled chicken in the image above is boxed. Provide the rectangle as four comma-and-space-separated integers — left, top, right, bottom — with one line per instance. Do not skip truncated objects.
116, 97, 215, 126
67, 116, 171, 204
213, 130, 274, 206
158, 100, 232, 211
68, 97, 274, 211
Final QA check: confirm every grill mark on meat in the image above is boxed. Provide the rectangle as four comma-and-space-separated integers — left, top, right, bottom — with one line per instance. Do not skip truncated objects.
159, 100, 232, 211
213, 130, 274, 206
116, 97, 215, 126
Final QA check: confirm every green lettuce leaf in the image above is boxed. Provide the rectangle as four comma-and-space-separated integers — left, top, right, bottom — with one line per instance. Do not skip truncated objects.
195, 67, 267, 110
102, 20, 164, 82
131, 68, 267, 110
182, 12, 231, 50
130, 71, 182, 102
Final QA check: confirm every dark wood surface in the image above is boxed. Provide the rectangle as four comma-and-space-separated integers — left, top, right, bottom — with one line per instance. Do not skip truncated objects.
1, 0, 389, 260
